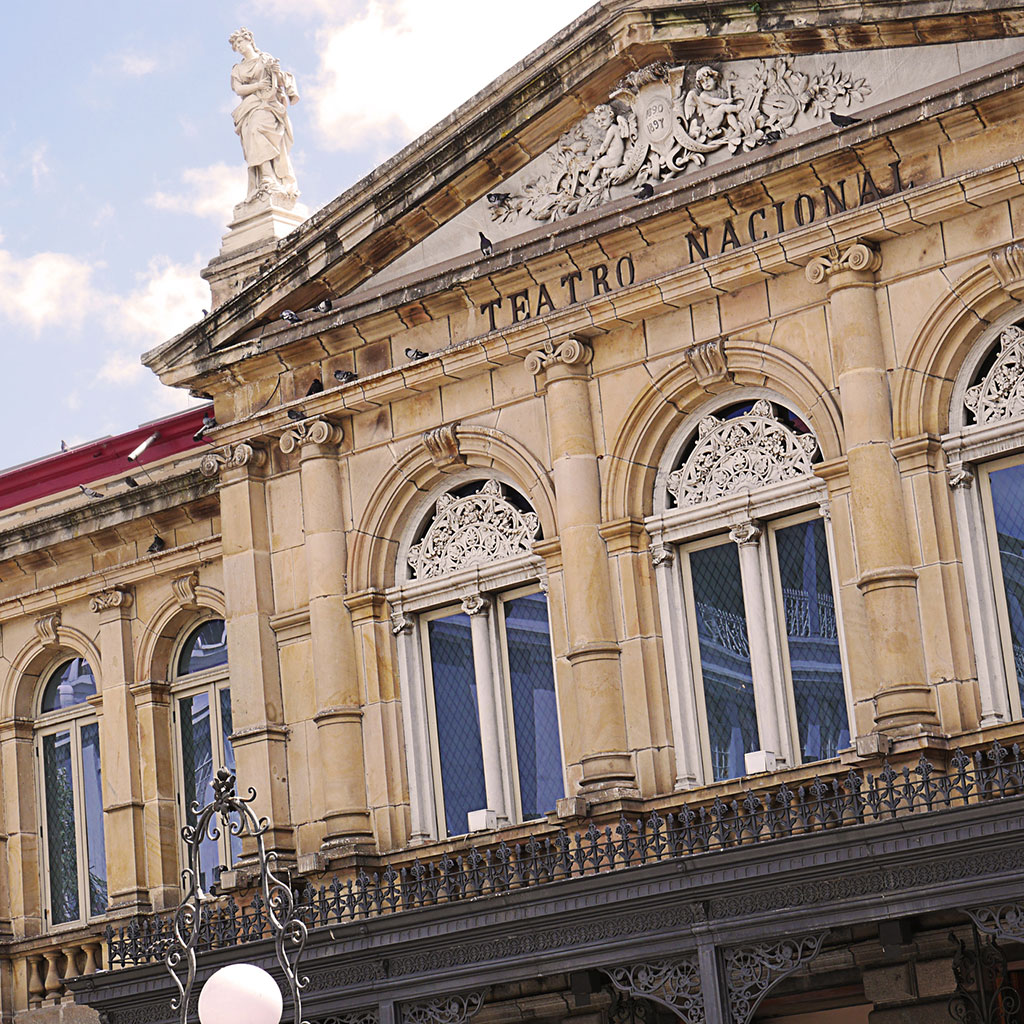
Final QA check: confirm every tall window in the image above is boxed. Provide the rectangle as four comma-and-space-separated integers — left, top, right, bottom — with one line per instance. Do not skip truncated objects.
173, 619, 237, 891
651, 399, 851, 785
36, 658, 107, 925
393, 479, 564, 839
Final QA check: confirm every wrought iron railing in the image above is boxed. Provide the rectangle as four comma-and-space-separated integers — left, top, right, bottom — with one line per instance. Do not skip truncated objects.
106, 741, 1024, 969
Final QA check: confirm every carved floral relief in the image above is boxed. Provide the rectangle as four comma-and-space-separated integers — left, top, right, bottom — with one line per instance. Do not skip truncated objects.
490, 59, 870, 225
965, 324, 1024, 425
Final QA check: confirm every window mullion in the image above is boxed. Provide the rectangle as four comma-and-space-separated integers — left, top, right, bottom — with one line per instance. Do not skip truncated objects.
729, 521, 784, 768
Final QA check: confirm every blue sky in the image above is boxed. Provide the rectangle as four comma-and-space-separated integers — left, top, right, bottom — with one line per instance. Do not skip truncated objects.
0, 0, 589, 471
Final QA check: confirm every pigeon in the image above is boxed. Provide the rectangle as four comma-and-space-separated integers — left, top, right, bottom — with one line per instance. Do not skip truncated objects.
280, 309, 301, 324
287, 409, 306, 421
405, 348, 428, 361
202, 309, 210, 317
306, 378, 324, 396
830, 111, 860, 128
60, 440, 69, 452
486, 192, 510, 204
334, 370, 359, 384
125, 476, 140, 489
192, 413, 216, 442
635, 183, 654, 200
315, 298, 333, 313
79, 484, 103, 499
479, 232, 493, 258
146, 535, 166, 554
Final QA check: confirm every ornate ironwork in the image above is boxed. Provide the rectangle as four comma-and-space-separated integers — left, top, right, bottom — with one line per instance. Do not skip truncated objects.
603, 959, 704, 1023
311, 1013, 379, 1024
723, 933, 826, 1024
108, 742, 1024, 969
166, 767, 310, 1024
949, 927, 1021, 1024
968, 904, 1024, 943
609, 993, 659, 1024
400, 992, 484, 1024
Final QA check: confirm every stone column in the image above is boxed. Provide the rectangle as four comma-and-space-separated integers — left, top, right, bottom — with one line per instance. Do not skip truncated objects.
728, 522, 785, 763
279, 421, 373, 852
90, 587, 148, 911
461, 594, 509, 823
806, 242, 939, 738
525, 337, 636, 797
0, 718, 34, 937
200, 442, 293, 856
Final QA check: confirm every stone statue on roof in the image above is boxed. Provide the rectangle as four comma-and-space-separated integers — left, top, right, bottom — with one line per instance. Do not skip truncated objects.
228, 27, 300, 205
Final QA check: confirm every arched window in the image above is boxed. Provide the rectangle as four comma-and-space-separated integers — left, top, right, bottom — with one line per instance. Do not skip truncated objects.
649, 397, 851, 787
36, 657, 107, 925
945, 315, 1024, 724
391, 479, 564, 839
173, 619, 237, 890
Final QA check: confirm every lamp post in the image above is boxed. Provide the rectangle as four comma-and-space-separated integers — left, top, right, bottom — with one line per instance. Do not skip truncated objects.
166, 767, 309, 1024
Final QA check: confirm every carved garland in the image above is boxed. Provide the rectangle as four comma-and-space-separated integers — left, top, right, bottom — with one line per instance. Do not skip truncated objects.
964, 325, 1024, 425
407, 480, 540, 580
667, 400, 818, 506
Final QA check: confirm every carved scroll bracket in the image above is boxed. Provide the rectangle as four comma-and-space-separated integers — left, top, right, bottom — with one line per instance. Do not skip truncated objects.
422, 423, 463, 468
805, 241, 881, 285
990, 241, 1024, 300
685, 337, 731, 388
724, 933, 827, 1024
525, 337, 593, 377
603, 959, 705, 1024
34, 611, 62, 648
199, 442, 268, 478
401, 992, 484, 1024
171, 572, 200, 609
279, 419, 344, 454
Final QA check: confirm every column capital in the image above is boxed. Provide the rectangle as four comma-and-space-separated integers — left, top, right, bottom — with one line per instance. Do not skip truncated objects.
278, 418, 344, 455
729, 521, 763, 546
461, 593, 490, 616
199, 441, 268, 478
805, 240, 882, 286
89, 587, 133, 614
524, 336, 593, 377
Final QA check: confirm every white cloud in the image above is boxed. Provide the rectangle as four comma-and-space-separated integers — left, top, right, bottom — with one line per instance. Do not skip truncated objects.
114, 53, 159, 76
30, 145, 50, 190
307, 0, 588, 152
0, 249, 102, 332
117, 257, 208, 341
147, 163, 245, 223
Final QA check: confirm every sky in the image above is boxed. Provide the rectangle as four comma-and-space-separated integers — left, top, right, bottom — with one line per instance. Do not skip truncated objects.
0, 0, 591, 471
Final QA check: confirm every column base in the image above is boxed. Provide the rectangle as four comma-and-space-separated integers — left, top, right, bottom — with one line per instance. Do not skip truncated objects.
578, 751, 638, 794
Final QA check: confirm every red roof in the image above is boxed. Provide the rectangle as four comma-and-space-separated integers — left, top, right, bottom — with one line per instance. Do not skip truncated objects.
0, 406, 212, 514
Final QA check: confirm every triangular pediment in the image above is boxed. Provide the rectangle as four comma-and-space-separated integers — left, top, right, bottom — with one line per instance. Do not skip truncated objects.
144, 0, 1024, 392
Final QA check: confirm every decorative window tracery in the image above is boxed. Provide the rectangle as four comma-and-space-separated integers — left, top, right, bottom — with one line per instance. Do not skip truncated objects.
667, 400, 818, 507
965, 325, 1024, 425
407, 480, 540, 579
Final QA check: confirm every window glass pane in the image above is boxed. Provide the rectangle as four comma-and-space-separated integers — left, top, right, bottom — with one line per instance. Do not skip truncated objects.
177, 620, 228, 676
991, 463, 1024, 711
80, 722, 108, 916
219, 688, 242, 865
41, 659, 97, 713
179, 692, 218, 891
775, 519, 850, 762
690, 542, 760, 781
42, 730, 80, 924
504, 592, 563, 819
428, 613, 486, 836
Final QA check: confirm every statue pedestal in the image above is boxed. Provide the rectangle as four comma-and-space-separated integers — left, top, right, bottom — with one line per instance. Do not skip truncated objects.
202, 193, 309, 308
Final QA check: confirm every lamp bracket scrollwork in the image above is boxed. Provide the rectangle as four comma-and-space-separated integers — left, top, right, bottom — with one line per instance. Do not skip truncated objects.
602, 958, 705, 1024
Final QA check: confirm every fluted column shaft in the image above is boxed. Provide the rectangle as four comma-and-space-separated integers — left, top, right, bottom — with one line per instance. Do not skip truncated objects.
527, 338, 636, 794
807, 243, 939, 736
282, 421, 373, 848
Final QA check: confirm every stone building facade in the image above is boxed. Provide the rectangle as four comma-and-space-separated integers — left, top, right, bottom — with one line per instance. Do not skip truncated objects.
7, 1, 1024, 1021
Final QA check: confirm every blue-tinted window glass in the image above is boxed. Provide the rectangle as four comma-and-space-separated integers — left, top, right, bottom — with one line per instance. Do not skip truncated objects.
690, 542, 760, 781
990, 463, 1024, 710
775, 520, 850, 762
219, 688, 242, 864
43, 730, 80, 924
80, 722, 108, 917
41, 659, 97, 713
428, 613, 486, 836
504, 593, 563, 819
179, 691, 215, 889
177, 620, 228, 676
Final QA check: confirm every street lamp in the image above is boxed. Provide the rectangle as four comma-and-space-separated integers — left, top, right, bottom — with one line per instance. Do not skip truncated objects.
166, 767, 309, 1024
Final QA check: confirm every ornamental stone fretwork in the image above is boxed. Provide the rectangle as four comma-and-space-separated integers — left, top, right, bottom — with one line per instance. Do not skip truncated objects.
723, 933, 827, 1024
279, 418, 343, 454
489, 58, 870, 224
199, 441, 267, 477
805, 241, 882, 284
407, 480, 540, 580
422, 423, 463, 468
990, 241, 1024, 300
89, 587, 133, 613
524, 337, 592, 376
964, 325, 1024, 425
667, 400, 818, 507
603, 959, 704, 1024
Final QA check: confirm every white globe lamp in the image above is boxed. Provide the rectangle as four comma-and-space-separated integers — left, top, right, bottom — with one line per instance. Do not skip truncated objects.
198, 962, 283, 1024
